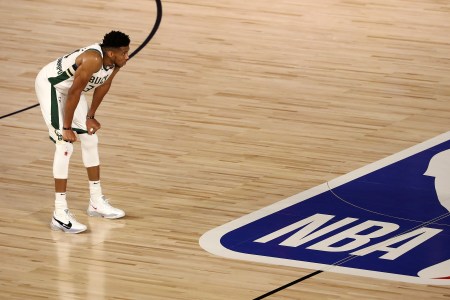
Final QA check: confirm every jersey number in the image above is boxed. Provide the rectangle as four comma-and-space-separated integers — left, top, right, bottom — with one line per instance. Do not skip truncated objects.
84, 84, 95, 92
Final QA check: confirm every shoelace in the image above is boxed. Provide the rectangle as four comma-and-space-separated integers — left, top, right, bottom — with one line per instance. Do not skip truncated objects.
100, 196, 113, 208
63, 209, 77, 221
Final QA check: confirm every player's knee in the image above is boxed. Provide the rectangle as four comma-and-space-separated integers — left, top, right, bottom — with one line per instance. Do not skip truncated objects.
80, 133, 98, 149
53, 142, 73, 178
55, 141, 73, 158
79, 134, 100, 167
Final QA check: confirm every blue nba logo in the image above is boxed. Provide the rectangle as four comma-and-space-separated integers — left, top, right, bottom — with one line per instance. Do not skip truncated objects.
200, 132, 450, 285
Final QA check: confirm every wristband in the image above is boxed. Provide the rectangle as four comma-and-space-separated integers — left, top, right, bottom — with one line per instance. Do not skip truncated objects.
86, 115, 95, 119
62, 127, 72, 130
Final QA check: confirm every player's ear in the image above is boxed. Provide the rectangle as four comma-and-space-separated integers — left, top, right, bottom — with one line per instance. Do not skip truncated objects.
106, 49, 115, 58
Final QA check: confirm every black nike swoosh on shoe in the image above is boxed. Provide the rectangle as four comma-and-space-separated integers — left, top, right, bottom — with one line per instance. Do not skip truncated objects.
53, 217, 72, 229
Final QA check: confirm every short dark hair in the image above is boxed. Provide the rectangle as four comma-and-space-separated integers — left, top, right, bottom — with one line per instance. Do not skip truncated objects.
101, 31, 130, 48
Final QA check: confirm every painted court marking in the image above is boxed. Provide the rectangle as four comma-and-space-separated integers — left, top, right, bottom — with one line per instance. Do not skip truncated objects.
200, 131, 450, 298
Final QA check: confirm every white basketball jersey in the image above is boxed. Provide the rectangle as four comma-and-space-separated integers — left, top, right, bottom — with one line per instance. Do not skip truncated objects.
43, 43, 114, 93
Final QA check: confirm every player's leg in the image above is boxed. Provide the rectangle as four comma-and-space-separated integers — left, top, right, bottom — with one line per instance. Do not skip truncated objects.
74, 95, 125, 219
35, 70, 87, 233
50, 140, 87, 233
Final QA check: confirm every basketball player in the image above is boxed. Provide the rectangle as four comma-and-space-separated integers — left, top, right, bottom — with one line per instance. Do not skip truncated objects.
35, 31, 130, 233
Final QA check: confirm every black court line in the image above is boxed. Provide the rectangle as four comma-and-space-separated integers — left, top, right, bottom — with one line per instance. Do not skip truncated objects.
0, 0, 162, 120
129, 0, 162, 60
253, 270, 323, 300
0, 103, 41, 119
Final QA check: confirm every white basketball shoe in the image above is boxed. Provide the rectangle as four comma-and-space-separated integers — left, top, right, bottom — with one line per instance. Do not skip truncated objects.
87, 195, 125, 219
50, 209, 87, 234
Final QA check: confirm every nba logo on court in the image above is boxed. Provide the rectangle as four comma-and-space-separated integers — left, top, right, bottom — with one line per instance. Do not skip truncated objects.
200, 132, 450, 285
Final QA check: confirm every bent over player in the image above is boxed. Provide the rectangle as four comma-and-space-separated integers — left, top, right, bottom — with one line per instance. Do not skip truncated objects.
35, 31, 130, 233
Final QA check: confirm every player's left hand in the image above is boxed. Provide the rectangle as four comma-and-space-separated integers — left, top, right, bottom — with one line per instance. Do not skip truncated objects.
86, 118, 101, 135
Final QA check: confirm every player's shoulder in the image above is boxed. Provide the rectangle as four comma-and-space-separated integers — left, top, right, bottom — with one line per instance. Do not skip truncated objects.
82, 43, 103, 59
76, 45, 103, 71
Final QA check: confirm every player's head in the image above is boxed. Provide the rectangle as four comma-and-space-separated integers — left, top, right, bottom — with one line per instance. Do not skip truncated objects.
101, 31, 130, 67
101, 31, 130, 48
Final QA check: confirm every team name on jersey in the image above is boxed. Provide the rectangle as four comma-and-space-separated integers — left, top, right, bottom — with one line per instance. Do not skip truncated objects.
84, 75, 110, 92
56, 57, 63, 75
89, 74, 109, 85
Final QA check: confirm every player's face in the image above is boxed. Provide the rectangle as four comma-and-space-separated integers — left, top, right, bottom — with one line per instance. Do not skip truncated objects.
113, 46, 130, 67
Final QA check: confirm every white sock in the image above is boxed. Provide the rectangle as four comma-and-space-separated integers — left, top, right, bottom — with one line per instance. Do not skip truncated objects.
55, 193, 68, 213
89, 180, 103, 201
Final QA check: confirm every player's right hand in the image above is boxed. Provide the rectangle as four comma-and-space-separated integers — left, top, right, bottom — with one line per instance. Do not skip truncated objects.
62, 128, 77, 142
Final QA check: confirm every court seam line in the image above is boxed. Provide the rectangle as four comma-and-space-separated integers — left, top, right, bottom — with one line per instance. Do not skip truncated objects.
328, 182, 450, 226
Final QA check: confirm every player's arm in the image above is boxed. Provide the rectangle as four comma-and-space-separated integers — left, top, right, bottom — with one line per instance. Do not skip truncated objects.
63, 51, 102, 142
86, 67, 121, 135
88, 67, 120, 117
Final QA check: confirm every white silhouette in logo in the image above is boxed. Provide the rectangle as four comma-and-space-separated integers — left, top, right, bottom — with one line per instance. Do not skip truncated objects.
418, 149, 450, 279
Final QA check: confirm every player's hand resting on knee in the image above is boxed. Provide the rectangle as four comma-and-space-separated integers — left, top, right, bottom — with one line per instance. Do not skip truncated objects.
86, 117, 101, 135
62, 128, 77, 142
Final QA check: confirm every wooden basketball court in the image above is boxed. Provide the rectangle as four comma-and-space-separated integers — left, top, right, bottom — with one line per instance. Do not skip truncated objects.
1, 0, 449, 299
